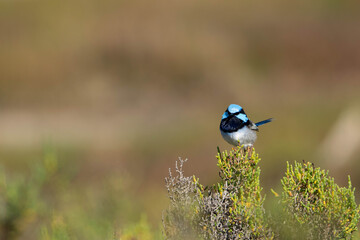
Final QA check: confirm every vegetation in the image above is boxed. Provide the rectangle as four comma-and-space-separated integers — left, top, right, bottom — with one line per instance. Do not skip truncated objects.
0, 146, 161, 240
280, 161, 360, 239
163, 147, 360, 240
194, 148, 272, 239
0, 146, 359, 239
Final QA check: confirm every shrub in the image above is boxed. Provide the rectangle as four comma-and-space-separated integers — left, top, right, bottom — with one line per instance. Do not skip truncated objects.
280, 161, 360, 239
163, 147, 360, 240
118, 215, 154, 240
163, 147, 273, 240
163, 158, 199, 240
0, 150, 54, 240
0, 145, 70, 240
41, 215, 72, 240
194, 148, 273, 239
0, 168, 40, 239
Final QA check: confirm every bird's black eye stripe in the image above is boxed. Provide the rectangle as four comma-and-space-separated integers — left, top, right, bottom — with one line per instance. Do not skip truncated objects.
224, 110, 244, 125
229, 110, 242, 117
226, 109, 244, 115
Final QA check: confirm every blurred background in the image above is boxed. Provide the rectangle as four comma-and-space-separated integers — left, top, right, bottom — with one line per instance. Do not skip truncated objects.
1, 0, 360, 239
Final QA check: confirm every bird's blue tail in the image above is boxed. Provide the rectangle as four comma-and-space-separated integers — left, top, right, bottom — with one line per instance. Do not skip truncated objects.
255, 118, 273, 126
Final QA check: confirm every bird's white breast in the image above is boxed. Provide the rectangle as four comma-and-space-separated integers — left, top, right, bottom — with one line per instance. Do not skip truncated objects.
220, 127, 257, 147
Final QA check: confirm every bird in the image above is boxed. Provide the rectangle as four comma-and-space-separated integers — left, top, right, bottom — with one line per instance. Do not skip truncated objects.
220, 104, 272, 148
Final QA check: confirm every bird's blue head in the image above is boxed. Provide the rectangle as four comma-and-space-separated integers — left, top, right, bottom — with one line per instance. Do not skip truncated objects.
228, 104, 242, 114
222, 104, 248, 122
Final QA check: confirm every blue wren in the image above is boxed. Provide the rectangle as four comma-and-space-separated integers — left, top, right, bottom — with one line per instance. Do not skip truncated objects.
220, 104, 272, 147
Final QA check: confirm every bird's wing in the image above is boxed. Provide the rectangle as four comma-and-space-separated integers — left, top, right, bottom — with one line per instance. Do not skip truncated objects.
220, 116, 248, 132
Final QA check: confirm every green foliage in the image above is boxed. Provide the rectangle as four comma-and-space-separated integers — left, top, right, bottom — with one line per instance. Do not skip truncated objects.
163, 148, 273, 239
0, 148, 53, 240
0, 168, 40, 239
41, 215, 72, 240
0, 144, 69, 239
119, 215, 159, 240
281, 161, 360, 239
164, 147, 360, 240
0, 145, 163, 240
195, 147, 273, 239
1, 144, 359, 240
